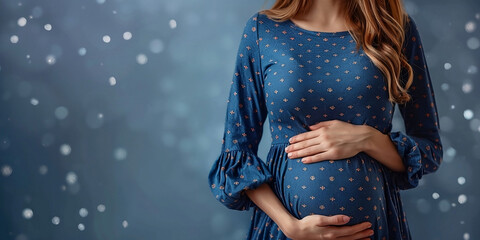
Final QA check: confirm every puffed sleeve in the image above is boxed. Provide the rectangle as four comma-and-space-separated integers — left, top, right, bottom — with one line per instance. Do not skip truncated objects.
387, 15, 443, 190
207, 13, 274, 211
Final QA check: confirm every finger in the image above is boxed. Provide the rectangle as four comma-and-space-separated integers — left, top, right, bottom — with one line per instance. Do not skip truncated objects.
289, 143, 325, 160
316, 215, 351, 226
289, 130, 319, 144
287, 139, 324, 158
303, 149, 337, 163
336, 228, 374, 240
331, 221, 372, 238
285, 136, 322, 153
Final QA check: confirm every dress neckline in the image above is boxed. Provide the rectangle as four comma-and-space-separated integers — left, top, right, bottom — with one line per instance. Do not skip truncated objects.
286, 18, 352, 37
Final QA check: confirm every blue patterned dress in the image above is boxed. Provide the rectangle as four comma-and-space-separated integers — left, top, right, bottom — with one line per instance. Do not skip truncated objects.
208, 11, 443, 240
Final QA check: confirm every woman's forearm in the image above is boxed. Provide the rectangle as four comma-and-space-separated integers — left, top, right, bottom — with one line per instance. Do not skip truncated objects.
362, 125, 406, 172
245, 183, 296, 235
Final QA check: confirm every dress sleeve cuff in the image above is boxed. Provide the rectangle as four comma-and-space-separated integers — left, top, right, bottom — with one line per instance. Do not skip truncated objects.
208, 149, 274, 211
388, 131, 423, 190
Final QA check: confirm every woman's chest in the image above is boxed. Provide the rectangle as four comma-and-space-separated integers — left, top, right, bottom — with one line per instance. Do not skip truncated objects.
259, 36, 394, 128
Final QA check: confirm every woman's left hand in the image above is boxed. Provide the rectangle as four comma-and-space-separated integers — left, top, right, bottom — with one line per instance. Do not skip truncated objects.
284, 120, 375, 164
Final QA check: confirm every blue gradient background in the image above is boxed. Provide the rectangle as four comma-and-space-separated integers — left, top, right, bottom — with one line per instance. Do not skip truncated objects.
0, 0, 479, 239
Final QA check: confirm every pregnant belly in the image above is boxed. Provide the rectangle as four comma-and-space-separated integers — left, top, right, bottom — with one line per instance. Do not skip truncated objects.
267, 146, 387, 226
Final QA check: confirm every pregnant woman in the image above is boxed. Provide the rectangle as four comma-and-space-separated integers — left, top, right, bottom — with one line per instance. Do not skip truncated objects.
208, 0, 443, 239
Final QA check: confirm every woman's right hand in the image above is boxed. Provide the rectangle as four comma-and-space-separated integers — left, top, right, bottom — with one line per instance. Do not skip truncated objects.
281, 214, 374, 240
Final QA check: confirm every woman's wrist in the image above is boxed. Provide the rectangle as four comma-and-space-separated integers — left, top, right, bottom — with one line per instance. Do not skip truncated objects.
245, 184, 299, 238
277, 214, 298, 238
358, 124, 378, 153
360, 124, 406, 172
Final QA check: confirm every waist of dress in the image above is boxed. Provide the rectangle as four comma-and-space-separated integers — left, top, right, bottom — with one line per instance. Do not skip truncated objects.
268, 140, 374, 162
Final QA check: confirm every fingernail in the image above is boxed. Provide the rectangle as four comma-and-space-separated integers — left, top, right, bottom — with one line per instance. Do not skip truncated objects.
367, 222, 372, 227
343, 216, 350, 222
288, 152, 292, 157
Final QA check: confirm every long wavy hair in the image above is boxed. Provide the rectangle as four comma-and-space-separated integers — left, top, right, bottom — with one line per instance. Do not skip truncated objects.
259, 0, 414, 105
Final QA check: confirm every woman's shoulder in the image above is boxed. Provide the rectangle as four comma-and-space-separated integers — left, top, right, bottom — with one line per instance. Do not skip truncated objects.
243, 11, 282, 30
402, 14, 425, 51
404, 14, 421, 40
